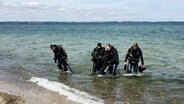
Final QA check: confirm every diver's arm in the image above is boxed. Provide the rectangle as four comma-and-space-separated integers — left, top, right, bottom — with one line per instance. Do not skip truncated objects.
124, 48, 131, 62
91, 49, 95, 57
54, 53, 58, 63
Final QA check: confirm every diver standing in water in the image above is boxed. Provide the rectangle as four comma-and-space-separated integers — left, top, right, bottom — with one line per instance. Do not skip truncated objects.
124, 43, 145, 73
50, 44, 72, 73
99, 44, 119, 76
91, 43, 105, 75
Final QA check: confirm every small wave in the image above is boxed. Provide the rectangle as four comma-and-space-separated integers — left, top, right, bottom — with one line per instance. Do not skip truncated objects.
29, 77, 104, 104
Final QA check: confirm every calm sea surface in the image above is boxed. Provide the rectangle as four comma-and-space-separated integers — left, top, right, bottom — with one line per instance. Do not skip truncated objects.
0, 22, 184, 104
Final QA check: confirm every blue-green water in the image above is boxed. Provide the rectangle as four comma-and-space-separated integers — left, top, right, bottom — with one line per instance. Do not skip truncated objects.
0, 22, 184, 104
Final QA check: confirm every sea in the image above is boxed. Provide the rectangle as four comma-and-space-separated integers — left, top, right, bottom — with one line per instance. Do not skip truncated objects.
0, 22, 184, 104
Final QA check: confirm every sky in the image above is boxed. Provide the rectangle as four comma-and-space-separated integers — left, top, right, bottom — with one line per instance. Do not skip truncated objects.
0, 0, 184, 22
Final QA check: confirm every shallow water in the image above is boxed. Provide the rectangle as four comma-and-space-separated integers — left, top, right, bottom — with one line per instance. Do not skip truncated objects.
0, 22, 184, 104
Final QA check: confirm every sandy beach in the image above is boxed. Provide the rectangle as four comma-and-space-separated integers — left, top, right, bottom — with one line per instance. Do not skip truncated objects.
0, 69, 79, 104
0, 91, 24, 104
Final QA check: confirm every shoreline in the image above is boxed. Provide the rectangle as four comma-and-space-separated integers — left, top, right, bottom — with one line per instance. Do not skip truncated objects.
0, 69, 79, 104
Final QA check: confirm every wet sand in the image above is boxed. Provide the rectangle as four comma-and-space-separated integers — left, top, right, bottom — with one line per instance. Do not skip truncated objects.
0, 69, 79, 104
0, 91, 24, 104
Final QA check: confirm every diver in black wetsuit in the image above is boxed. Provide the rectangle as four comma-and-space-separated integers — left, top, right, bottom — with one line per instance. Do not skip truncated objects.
124, 43, 145, 73
91, 43, 106, 74
50, 44, 71, 72
100, 44, 119, 76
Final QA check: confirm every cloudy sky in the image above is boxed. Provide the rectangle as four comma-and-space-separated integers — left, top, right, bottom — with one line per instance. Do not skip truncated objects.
0, 0, 183, 21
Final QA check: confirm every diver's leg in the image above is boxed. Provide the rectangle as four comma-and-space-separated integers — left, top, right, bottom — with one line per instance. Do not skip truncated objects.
92, 62, 97, 73
63, 60, 68, 71
128, 62, 132, 73
112, 64, 118, 76
133, 62, 138, 73
58, 60, 63, 71
98, 62, 104, 73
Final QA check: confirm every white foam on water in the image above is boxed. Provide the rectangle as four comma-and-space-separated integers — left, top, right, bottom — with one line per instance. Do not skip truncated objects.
29, 77, 104, 104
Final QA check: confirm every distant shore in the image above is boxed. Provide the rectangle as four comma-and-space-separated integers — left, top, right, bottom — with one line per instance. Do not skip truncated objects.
0, 21, 183, 24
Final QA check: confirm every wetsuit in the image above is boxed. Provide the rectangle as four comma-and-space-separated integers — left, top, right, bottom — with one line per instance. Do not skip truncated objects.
124, 46, 144, 73
100, 47, 119, 76
53, 46, 69, 71
91, 47, 105, 73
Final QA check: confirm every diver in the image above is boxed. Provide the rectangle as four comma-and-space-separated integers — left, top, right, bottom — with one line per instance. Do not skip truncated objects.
99, 44, 119, 76
91, 43, 105, 74
50, 44, 72, 72
124, 43, 145, 73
